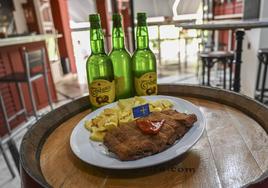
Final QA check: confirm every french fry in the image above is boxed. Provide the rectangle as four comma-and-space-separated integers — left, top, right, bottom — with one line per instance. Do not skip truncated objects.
103, 108, 117, 116
90, 130, 105, 142
84, 120, 94, 132
85, 98, 173, 142
105, 122, 117, 130
134, 96, 147, 104
118, 98, 134, 109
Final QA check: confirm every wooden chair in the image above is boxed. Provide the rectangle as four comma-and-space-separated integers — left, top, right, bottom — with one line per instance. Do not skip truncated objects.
0, 92, 20, 177
0, 47, 53, 120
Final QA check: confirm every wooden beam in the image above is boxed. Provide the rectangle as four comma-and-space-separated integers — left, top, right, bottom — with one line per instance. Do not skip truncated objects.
96, 0, 111, 52
129, 0, 135, 51
50, 0, 76, 73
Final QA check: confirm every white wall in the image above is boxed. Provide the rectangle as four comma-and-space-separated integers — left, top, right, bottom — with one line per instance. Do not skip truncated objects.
134, 0, 174, 17
67, 0, 97, 22
259, 0, 268, 49
241, 29, 260, 96
133, 0, 201, 17
241, 0, 268, 97
71, 30, 91, 85
13, 0, 28, 34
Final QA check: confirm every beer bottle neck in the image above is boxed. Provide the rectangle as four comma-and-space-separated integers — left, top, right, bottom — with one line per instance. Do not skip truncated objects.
136, 26, 149, 50
112, 27, 125, 50
90, 28, 105, 54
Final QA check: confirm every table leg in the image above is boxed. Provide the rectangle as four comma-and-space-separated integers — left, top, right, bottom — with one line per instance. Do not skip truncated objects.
202, 59, 205, 85
260, 62, 268, 102
207, 59, 211, 86
229, 58, 233, 90
223, 60, 226, 89
185, 38, 188, 70
233, 30, 245, 92
214, 30, 219, 51
255, 54, 262, 93
7, 139, 20, 172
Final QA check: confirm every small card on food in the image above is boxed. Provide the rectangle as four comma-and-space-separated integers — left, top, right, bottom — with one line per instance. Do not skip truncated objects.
132, 103, 150, 118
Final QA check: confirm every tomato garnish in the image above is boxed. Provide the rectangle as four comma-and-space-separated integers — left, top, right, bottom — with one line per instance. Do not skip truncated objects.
136, 119, 165, 134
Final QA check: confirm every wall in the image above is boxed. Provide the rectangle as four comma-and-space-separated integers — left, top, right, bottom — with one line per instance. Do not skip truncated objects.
259, 0, 268, 49
241, 0, 268, 97
134, 0, 174, 17
13, 0, 28, 34
240, 29, 260, 96
67, 0, 96, 22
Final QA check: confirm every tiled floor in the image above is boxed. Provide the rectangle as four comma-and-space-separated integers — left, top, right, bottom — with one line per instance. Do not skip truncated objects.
0, 63, 238, 187
0, 99, 73, 188
0, 129, 25, 188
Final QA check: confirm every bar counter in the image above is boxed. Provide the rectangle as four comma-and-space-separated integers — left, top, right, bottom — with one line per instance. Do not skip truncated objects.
0, 34, 62, 47
0, 34, 61, 135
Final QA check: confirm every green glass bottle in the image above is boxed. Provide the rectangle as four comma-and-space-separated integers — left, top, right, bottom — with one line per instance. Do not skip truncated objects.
109, 13, 133, 99
132, 12, 157, 96
86, 14, 115, 108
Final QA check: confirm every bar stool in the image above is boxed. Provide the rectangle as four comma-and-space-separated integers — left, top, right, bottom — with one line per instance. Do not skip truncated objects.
0, 138, 18, 178
0, 47, 53, 120
0, 92, 20, 178
255, 49, 268, 103
196, 41, 214, 78
199, 51, 234, 90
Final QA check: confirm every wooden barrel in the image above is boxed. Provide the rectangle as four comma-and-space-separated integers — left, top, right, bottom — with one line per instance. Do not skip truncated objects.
20, 84, 268, 188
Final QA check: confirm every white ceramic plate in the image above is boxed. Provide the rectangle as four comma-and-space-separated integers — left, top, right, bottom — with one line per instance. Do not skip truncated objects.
70, 95, 205, 169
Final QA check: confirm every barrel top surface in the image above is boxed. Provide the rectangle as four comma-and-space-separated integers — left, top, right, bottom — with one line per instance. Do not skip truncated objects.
40, 97, 268, 188
20, 85, 268, 188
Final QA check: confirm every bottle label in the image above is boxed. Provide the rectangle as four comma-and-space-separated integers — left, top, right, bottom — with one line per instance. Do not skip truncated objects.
115, 76, 125, 96
89, 79, 115, 107
135, 72, 157, 96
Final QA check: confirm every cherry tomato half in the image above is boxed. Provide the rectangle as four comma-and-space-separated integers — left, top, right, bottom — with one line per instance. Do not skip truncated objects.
136, 119, 165, 134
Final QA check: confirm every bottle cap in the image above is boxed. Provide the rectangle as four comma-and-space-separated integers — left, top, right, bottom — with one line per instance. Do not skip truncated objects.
112, 13, 121, 21
137, 12, 147, 26
112, 13, 122, 27
137, 12, 147, 20
89, 14, 101, 29
89, 14, 100, 23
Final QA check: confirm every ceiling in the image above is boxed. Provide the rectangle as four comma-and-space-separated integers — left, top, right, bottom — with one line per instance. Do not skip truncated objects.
67, 0, 201, 22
